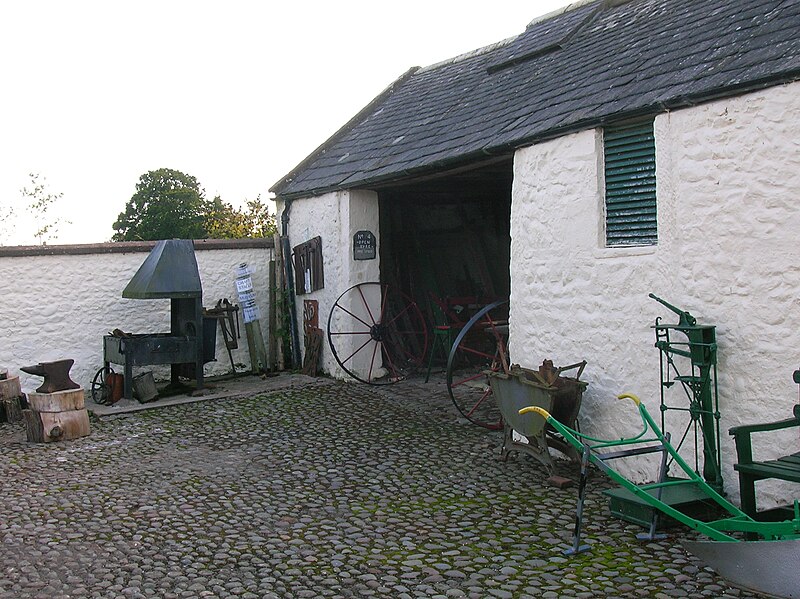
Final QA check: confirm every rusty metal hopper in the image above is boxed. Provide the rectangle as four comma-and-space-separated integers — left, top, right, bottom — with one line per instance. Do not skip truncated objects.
123, 239, 201, 299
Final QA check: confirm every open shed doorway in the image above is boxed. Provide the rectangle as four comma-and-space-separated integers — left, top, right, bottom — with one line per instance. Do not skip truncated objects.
377, 157, 513, 340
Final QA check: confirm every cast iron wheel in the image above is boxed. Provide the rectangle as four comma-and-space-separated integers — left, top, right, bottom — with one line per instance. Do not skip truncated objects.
91, 366, 114, 405
327, 282, 429, 385
446, 300, 509, 430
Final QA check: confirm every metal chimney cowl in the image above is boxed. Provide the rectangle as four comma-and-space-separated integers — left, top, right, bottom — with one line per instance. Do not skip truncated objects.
123, 239, 202, 299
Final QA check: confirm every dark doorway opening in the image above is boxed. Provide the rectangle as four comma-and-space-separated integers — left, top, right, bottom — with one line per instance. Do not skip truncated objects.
378, 158, 513, 330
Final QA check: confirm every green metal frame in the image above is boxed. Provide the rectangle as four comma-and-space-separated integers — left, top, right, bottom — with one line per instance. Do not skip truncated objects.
520, 396, 800, 551
650, 294, 723, 491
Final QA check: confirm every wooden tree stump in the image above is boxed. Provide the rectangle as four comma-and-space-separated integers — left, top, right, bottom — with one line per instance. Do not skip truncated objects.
24, 388, 90, 443
0, 375, 24, 423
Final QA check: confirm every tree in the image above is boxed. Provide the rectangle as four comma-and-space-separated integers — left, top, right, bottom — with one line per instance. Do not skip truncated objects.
113, 168, 277, 241
241, 196, 277, 238
113, 168, 206, 241
203, 195, 250, 239
203, 195, 277, 239
0, 201, 15, 243
20, 173, 71, 245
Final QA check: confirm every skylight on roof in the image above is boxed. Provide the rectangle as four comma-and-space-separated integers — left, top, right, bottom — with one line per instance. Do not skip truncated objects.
487, 1, 602, 73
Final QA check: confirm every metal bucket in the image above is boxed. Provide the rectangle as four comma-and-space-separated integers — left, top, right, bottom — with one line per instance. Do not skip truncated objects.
132, 371, 158, 403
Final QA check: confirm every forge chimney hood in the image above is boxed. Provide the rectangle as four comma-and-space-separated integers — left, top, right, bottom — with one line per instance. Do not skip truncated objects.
122, 239, 202, 299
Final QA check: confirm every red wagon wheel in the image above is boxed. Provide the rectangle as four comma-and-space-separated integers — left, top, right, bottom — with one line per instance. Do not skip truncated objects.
327, 282, 429, 385
446, 300, 509, 429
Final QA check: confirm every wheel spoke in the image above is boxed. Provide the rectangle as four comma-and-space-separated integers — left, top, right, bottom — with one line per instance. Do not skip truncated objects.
367, 341, 379, 381
452, 370, 489, 388
327, 282, 428, 385
381, 340, 402, 380
339, 337, 374, 367
335, 304, 374, 330
383, 301, 415, 328
357, 285, 377, 326
330, 330, 373, 336
446, 299, 508, 429
378, 283, 390, 324
466, 388, 493, 418
457, 344, 497, 361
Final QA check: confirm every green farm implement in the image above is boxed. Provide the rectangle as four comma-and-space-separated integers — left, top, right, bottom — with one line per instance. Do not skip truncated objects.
519, 395, 800, 598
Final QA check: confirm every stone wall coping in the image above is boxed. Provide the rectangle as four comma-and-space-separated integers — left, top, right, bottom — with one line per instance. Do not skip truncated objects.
0, 238, 274, 258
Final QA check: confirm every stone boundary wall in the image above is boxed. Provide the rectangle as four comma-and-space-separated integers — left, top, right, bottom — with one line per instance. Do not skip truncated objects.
0, 239, 274, 394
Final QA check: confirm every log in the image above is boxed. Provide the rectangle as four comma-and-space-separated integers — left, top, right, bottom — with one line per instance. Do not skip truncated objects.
0, 375, 23, 399
0, 375, 24, 423
26, 388, 85, 412
1, 397, 23, 423
24, 408, 90, 443
24, 388, 90, 443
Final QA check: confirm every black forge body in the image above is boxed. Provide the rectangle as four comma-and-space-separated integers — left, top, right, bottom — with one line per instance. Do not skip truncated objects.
104, 240, 206, 400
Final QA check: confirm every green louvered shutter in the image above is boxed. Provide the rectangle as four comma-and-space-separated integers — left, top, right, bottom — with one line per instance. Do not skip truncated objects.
604, 120, 657, 246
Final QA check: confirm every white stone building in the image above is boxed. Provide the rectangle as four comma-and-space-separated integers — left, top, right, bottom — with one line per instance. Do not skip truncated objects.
271, 0, 800, 506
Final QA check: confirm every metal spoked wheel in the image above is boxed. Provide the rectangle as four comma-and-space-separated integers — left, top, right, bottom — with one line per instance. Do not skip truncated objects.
327, 282, 429, 385
446, 300, 510, 430
91, 365, 115, 405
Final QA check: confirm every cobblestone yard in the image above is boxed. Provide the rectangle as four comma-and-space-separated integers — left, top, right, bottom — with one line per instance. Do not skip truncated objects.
0, 375, 763, 598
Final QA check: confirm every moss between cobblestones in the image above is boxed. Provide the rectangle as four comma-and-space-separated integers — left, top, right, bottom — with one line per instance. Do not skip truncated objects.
0, 379, 762, 598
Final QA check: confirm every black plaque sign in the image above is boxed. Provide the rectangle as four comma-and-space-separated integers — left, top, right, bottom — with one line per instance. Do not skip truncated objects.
353, 230, 376, 260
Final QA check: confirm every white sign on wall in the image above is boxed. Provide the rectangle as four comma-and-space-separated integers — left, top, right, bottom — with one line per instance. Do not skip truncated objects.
236, 262, 261, 323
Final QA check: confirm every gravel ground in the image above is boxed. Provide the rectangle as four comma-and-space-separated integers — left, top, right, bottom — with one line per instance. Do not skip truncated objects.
0, 374, 765, 598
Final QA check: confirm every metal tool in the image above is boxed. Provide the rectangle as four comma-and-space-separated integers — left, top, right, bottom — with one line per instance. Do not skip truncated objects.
205, 299, 240, 374
20, 359, 80, 394
519, 396, 800, 598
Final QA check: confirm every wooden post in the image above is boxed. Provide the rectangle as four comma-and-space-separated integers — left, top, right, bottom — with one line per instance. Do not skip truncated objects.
273, 232, 286, 371
268, 259, 277, 372
244, 319, 268, 374
237, 262, 268, 375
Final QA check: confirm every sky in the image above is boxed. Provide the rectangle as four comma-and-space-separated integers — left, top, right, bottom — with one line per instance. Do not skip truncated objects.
0, 0, 568, 245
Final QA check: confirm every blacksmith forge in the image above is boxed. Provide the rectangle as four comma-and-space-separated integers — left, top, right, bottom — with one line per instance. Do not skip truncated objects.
103, 239, 207, 400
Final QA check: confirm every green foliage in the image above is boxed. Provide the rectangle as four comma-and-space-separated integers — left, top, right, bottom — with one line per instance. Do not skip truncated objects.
203, 195, 277, 239
113, 168, 206, 241
20, 173, 71, 245
241, 196, 277, 238
113, 168, 277, 241
203, 195, 249, 239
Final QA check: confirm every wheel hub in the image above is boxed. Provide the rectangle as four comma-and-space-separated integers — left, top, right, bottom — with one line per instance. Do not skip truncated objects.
370, 323, 385, 341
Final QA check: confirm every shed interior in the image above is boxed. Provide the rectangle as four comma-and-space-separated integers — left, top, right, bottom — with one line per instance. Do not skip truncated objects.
377, 157, 513, 332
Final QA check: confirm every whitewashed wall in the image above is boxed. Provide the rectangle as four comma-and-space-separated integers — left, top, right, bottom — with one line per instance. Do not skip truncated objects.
0, 240, 273, 394
510, 81, 800, 505
279, 190, 380, 379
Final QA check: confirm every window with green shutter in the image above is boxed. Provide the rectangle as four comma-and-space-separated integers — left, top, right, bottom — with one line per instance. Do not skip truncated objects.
604, 120, 657, 246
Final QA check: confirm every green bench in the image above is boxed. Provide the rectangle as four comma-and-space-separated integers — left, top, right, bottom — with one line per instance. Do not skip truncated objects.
729, 401, 800, 518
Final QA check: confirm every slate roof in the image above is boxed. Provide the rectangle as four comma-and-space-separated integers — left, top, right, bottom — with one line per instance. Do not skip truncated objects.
272, 0, 800, 199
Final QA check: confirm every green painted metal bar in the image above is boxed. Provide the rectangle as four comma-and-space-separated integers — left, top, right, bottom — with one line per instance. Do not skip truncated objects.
519, 396, 800, 544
